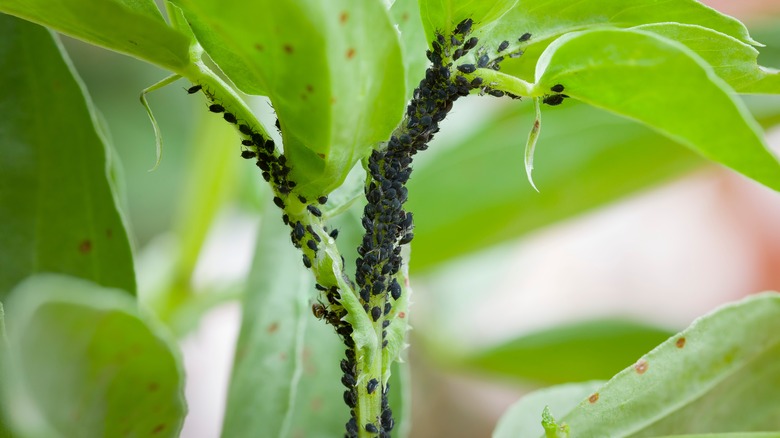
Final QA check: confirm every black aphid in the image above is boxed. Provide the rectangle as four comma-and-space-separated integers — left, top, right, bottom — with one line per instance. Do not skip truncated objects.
464, 37, 478, 50
239, 124, 252, 135
341, 359, 353, 374
302, 254, 312, 268
436, 33, 446, 45
455, 18, 473, 35
452, 48, 464, 61
367, 379, 379, 394
261, 171, 271, 182
451, 35, 462, 46
365, 423, 378, 433
477, 54, 490, 68
382, 339, 388, 348
399, 233, 414, 244
384, 302, 392, 315
187, 84, 202, 94
382, 320, 390, 328
344, 389, 357, 408
273, 196, 285, 209
241, 150, 256, 159
457, 64, 476, 74
306, 240, 318, 251
390, 280, 401, 300
342, 373, 356, 387
498, 40, 510, 52
282, 214, 289, 225
318, 195, 328, 204
241, 139, 253, 147
312, 302, 326, 319
329, 229, 339, 240
209, 104, 224, 113
307, 205, 322, 217
519, 32, 532, 42
371, 306, 382, 321
224, 112, 237, 124
315, 283, 327, 291
470, 77, 483, 88
551, 83, 565, 93
488, 89, 505, 98
543, 94, 566, 106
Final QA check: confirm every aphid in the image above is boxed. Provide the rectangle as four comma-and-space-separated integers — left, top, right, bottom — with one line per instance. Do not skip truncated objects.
382, 339, 388, 348
275, 119, 281, 131
399, 233, 414, 245
381, 408, 394, 428
306, 240, 318, 251
264, 139, 276, 152
186, 84, 202, 94
365, 423, 378, 433
509, 50, 524, 58
344, 390, 357, 408
312, 302, 327, 319
390, 280, 401, 300
256, 160, 270, 171
318, 195, 328, 204
551, 83, 565, 93
360, 288, 370, 302
382, 320, 390, 328
470, 77, 484, 88
341, 373, 356, 387
498, 40, 509, 52
241, 150, 256, 159
543, 94, 566, 106
251, 133, 264, 145
519, 32, 532, 42
341, 359, 353, 374
239, 124, 252, 135
372, 281, 385, 295
315, 283, 328, 291
371, 306, 381, 321
488, 89, 505, 98
302, 254, 312, 268
455, 75, 469, 87
450, 35, 462, 46
273, 196, 285, 209
307, 205, 322, 217
261, 171, 271, 182
436, 33, 446, 45
457, 64, 476, 74
477, 54, 490, 68
223, 112, 237, 124
384, 302, 391, 315
282, 214, 289, 225
241, 139, 254, 147
297, 195, 307, 203
455, 18, 473, 35
311, 232, 321, 242
463, 37, 478, 51
367, 379, 379, 394
329, 229, 339, 240
452, 48, 464, 61
208, 104, 224, 113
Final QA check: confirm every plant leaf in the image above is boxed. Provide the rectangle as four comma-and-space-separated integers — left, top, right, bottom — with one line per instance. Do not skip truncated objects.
0, 0, 192, 72
390, 0, 429, 102
417, 0, 518, 44
494, 292, 780, 437
0, 14, 136, 299
170, 0, 407, 197
534, 28, 780, 191
222, 198, 347, 437
459, 319, 675, 384
633, 23, 780, 94
1, 274, 186, 437
485, 0, 759, 82
493, 381, 604, 438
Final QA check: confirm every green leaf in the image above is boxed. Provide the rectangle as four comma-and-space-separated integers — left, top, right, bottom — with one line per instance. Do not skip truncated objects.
495, 292, 780, 437
0, 14, 136, 300
534, 28, 780, 192
0, 0, 192, 72
652, 435, 780, 438
222, 198, 347, 437
1, 274, 186, 437
171, 0, 406, 197
634, 23, 780, 94
487, 0, 758, 82
407, 101, 703, 272
494, 381, 603, 438
417, 0, 518, 44
459, 319, 675, 384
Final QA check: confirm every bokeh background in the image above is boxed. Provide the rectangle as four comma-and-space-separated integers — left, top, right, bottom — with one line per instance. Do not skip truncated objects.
61, 1, 780, 436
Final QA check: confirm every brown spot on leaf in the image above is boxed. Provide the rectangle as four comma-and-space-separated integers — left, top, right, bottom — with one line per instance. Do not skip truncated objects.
676, 337, 686, 348
398, 312, 406, 319
267, 322, 279, 333
306, 84, 314, 93
311, 397, 323, 412
254, 43, 264, 52
283, 44, 294, 54
152, 424, 166, 434
280, 352, 287, 361
106, 228, 113, 238
588, 393, 599, 404
148, 382, 159, 392
317, 153, 326, 159
339, 12, 349, 24
78, 240, 92, 254
634, 359, 648, 375
402, 12, 409, 21
346, 48, 355, 59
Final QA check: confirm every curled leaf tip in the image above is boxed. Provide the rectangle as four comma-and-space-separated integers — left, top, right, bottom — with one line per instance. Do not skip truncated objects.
139, 74, 180, 172
525, 97, 542, 192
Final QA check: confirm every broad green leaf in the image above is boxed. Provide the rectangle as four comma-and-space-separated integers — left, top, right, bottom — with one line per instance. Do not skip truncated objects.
171, 0, 406, 197
0, 1, 192, 72
494, 381, 604, 438
390, 0, 429, 102
459, 319, 674, 384
0, 14, 136, 299
1, 274, 186, 437
535, 28, 780, 192
407, 101, 703, 272
222, 198, 347, 437
418, 0, 517, 44
497, 292, 780, 437
634, 23, 780, 94
484, 0, 758, 82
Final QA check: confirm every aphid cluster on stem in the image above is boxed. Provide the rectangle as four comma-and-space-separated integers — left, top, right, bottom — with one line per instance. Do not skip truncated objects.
543, 83, 569, 106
